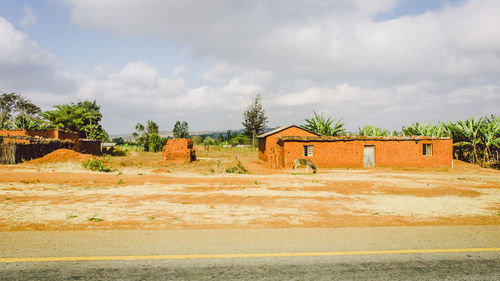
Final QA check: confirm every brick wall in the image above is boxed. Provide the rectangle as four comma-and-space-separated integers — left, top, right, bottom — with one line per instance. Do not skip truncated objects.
258, 127, 318, 165
162, 139, 196, 162
281, 138, 453, 168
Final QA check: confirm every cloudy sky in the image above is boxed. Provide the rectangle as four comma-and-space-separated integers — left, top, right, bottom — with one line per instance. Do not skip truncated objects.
0, 0, 499, 134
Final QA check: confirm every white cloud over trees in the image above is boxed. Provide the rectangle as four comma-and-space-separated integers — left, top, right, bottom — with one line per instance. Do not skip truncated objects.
1, 1, 499, 133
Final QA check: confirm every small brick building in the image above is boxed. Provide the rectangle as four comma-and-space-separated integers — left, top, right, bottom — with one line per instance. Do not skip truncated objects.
258, 125, 453, 168
162, 139, 196, 162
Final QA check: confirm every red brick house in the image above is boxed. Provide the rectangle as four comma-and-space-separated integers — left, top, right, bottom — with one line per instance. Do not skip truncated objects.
257, 125, 319, 168
258, 126, 453, 169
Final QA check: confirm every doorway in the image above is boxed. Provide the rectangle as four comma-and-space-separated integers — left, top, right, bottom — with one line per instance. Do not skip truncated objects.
364, 145, 375, 168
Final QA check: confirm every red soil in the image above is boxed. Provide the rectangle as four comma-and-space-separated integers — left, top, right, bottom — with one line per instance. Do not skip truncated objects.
26, 149, 93, 164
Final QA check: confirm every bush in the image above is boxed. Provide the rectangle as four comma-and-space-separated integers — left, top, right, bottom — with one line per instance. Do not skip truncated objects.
225, 161, 249, 174
81, 158, 115, 172
112, 146, 127, 156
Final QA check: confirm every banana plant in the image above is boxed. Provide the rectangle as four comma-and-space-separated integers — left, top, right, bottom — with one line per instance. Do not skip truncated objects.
358, 125, 389, 137
303, 111, 345, 136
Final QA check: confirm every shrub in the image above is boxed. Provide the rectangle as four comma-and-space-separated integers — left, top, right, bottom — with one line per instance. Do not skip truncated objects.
225, 161, 249, 174
81, 158, 114, 172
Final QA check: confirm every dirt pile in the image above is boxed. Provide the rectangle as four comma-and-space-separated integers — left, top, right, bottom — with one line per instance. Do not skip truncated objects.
27, 149, 93, 164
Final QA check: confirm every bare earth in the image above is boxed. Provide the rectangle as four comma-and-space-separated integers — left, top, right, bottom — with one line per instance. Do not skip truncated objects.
0, 155, 499, 231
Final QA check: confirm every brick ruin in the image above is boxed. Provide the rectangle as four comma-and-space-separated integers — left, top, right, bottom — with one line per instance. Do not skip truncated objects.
162, 139, 196, 162
0, 129, 101, 164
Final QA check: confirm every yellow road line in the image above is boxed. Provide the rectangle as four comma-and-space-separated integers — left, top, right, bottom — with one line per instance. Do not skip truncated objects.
1, 248, 499, 263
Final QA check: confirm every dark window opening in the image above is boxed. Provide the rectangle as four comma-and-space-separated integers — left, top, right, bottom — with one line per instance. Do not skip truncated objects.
303, 145, 313, 157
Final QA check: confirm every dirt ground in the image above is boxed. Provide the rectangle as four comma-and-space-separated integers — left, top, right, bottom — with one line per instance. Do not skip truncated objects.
0, 148, 499, 231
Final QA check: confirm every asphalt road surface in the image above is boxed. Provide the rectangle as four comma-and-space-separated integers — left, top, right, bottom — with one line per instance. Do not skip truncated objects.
1, 252, 499, 280
1, 226, 499, 280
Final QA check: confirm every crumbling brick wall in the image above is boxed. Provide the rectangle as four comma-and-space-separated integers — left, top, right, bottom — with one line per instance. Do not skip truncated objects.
162, 139, 196, 162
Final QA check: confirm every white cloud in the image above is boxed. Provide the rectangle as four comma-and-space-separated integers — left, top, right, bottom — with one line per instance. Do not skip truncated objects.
19, 5, 37, 29
2, 1, 500, 134
64, 0, 500, 83
0, 17, 75, 98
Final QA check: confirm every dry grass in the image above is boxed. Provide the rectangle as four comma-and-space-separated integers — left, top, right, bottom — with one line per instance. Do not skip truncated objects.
106, 146, 258, 175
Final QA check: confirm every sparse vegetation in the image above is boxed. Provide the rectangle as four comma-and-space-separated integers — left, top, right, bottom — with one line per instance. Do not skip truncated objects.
87, 216, 104, 222
81, 158, 114, 172
225, 161, 249, 174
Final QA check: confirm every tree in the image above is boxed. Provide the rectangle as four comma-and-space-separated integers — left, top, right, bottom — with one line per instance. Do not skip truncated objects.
0, 93, 42, 130
242, 94, 267, 147
41, 100, 108, 140
229, 134, 249, 147
173, 121, 189, 138
303, 111, 344, 136
112, 137, 125, 145
133, 120, 163, 152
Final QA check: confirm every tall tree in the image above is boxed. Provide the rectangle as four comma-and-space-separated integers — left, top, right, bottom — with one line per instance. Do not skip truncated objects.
41, 100, 108, 140
0, 93, 42, 130
303, 111, 344, 136
242, 94, 267, 146
173, 121, 189, 138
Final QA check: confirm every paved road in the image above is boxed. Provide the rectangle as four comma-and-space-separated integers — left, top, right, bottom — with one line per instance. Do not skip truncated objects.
1, 252, 499, 280
1, 226, 499, 280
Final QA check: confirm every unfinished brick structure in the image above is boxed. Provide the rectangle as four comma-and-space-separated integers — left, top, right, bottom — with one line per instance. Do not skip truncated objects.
258, 126, 453, 169
162, 139, 196, 162
0, 129, 101, 156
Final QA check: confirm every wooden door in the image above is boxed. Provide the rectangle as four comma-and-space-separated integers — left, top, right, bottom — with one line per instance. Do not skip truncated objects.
364, 146, 375, 168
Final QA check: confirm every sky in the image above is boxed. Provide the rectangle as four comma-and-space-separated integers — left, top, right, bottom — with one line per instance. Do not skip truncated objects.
0, 0, 499, 135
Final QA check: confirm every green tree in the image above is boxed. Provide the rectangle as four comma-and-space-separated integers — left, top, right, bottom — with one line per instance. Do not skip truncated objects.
41, 100, 108, 140
173, 121, 189, 138
112, 137, 125, 145
242, 94, 267, 147
303, 111, 344, 136
0, 93, 42, 130
229, 134, 249, 147
203, 136, 215, 149
133, 120, 162, 152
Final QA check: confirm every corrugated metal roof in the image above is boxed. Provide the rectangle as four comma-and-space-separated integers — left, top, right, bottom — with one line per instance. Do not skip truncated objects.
279, 136, 451, 142
257, 125, 320, 138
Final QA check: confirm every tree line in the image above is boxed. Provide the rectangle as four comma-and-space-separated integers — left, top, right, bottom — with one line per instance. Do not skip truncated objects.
4, 92, 498, 166
1, 92, 108, 140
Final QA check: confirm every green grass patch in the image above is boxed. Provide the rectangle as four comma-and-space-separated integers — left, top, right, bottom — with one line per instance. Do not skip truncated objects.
87, 217, 104, 222
82, 158, 115, 172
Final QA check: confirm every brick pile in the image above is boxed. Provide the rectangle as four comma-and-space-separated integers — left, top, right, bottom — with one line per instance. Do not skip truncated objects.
162, 139, 196, 162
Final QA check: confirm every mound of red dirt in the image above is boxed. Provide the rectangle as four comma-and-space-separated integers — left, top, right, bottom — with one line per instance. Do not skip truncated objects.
27, 149, 93, 164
